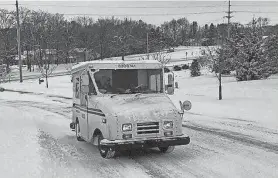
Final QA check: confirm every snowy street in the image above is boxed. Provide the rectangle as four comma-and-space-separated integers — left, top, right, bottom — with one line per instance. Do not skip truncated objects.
1, 72, 278, 178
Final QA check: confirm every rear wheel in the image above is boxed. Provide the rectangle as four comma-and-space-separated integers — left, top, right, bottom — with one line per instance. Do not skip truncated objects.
75, 121, 84, 141
158, 146, 175, 153
97, 134, 115, 159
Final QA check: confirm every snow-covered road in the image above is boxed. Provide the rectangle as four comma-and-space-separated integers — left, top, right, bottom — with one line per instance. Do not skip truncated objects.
1, 92, 277, 178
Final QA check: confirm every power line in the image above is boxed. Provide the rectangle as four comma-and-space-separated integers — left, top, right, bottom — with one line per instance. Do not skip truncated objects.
60, 12, 226, 17
0, 4, 14, 6
232, 4, 278, 7
19, 4, 227, 8
18, 3, 278, 8
56, 11, 278, 17
234, 11, 278, 14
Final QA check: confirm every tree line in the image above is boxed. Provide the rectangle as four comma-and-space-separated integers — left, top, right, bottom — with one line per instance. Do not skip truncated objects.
0, 7, 278, 72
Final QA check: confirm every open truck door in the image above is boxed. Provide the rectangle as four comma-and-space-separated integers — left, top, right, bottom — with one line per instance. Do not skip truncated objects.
78, 72, 90, 140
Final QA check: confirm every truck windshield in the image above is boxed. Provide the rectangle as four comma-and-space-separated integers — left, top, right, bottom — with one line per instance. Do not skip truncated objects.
93, 69, 163, 94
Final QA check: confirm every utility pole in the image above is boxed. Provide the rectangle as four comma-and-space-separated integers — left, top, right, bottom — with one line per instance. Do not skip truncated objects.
226, 0, 232, 39
217, 0, 232, 100
147, 32, 149, 60
16, 0, 22, 82
219, 35, 224, 100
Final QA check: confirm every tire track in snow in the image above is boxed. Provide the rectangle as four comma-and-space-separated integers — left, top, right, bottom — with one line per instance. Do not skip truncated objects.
183, 123, 278, 153
3, 100, 72, 119
3, 100, 201, 177
2, 100, 152, 178
3, 98, 278, 177
186, 111, 256, 123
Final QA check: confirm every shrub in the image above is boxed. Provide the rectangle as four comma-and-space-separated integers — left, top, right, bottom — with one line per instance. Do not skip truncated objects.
182, 64, 189, 70
190, 59, 201, 77
173, 66, 182, 71
164, 67, 170, 73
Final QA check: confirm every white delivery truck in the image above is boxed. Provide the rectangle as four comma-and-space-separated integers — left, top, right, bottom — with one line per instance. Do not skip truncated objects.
70, 60, 191, 158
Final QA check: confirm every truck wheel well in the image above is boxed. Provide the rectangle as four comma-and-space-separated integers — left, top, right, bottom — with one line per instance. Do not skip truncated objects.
93, 129, 101, 137
92, 129, 102, 146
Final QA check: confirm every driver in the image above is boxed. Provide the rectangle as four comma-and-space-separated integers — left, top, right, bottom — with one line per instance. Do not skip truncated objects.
97, 76, 113, 93
103, 77, 112, 92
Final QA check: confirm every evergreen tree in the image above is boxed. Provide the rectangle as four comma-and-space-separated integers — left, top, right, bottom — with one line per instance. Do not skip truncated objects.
190, 59, 201, 77
265, 35, 278, 74
227, 21, 272, 81
207, 23, 217, 45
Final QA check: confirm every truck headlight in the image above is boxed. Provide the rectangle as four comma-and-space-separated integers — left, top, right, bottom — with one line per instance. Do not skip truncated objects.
163, 121, 173, 129
122, 123, 132, 132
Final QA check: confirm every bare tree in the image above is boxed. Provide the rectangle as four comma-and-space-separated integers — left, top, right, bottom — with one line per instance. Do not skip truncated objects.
0, 9, 16, 70
35, 49, 57, 88
151, 51, 171, 65
0, 64, 9, 83
205, 45, 224, 100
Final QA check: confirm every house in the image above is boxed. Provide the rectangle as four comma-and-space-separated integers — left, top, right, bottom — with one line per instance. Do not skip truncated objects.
69, 48, 100, 63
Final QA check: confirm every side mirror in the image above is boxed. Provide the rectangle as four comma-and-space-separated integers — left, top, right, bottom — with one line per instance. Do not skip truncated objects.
179, 100, 192, 112
81, 85, 89, 94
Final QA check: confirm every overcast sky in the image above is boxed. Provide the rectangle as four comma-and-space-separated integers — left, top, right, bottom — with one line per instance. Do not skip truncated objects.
1, 0, 278, 26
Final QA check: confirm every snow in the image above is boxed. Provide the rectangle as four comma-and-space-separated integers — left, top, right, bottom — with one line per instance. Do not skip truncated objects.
2, 46, 210, 82
1, 60, 278, 177
0, 105, 41, 177
169, 70, 278, 144
1, 68, 277, 144
1, 75, 72, 98
93, 94, 178, 122
71, 59, 162, 73
72, 59, 161, 69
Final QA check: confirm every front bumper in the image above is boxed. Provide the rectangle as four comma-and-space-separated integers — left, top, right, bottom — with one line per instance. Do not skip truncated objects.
100, 135, 190, 150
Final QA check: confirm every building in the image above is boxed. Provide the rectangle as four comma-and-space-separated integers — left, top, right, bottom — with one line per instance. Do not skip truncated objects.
69, 48, 100, 63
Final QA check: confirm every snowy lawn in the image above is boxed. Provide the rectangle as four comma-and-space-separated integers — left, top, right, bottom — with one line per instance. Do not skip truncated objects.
2, 64, 71, 82
0, 75, 72, 98
169, 70, 278, 144
1, 69, 277, 144
2, 45, 209, 82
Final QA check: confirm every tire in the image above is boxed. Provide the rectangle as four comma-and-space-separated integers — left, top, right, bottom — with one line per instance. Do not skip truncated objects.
97, 134, 115, 159
75, 121, 84, 141
158, 146, 175, 153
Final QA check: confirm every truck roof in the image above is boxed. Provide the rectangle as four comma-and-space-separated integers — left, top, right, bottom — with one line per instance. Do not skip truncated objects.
71, 60, 162, 73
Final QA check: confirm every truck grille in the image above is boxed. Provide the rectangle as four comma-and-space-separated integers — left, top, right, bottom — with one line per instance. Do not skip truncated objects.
137, 122, 159, 135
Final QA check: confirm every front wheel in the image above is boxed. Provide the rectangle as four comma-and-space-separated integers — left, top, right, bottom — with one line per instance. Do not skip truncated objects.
97, 134, 116, 159
158, 146, 175, 153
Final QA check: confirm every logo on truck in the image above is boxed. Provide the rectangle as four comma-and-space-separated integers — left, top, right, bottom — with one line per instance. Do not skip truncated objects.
118, 64, 136, 68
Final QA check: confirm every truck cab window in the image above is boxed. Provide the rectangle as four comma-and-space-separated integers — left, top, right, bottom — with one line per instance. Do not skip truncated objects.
93, 69, 163, 94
